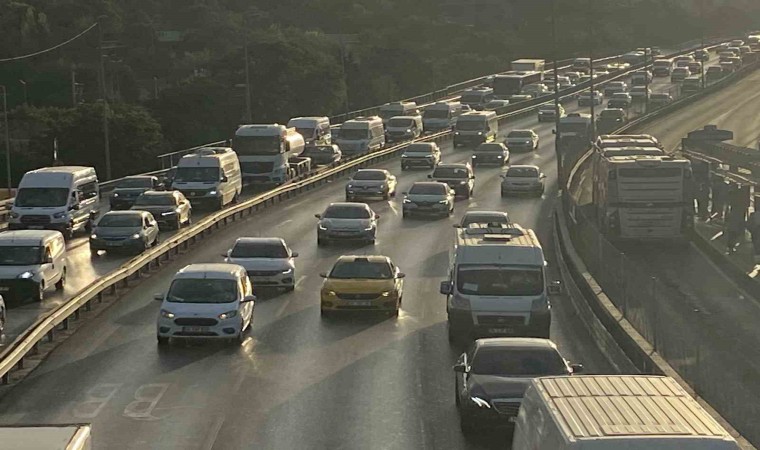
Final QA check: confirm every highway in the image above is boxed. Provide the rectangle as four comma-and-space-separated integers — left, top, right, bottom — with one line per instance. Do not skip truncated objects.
0, 54, 736, 449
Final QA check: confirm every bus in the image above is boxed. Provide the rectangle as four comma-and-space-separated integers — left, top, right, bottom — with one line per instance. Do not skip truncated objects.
593, 154, 694, 240
493, 71, 544, 99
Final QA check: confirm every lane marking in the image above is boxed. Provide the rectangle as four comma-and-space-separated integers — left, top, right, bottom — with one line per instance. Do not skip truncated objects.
123, 383, 170, 421
201, 415, 226, 450
276, 299, 291, 318
71, 383, 122, 419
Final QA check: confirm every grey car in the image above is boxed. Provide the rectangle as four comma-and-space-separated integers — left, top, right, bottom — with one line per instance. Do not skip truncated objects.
345, 169, 397, 201
471, 143, 509, 167
401, 142, 441, 170
505, 130, 539, 152
402, 182, 455, 218
110, 176, 163, 210
500, 165, 545, 197
316, 202, 379, 246
131, 190, 192, 230
90, 210, 160, 255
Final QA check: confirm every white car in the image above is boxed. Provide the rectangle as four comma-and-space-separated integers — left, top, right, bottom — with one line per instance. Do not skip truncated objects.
505, 130, 539, 152
155, 263, 256, 345
316, 202, 379, 246
500, 165, 546, 197
224, 238, 298, 292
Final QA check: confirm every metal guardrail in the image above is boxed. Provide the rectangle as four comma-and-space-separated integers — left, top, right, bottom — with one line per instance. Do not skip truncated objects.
0, 38, 735, 385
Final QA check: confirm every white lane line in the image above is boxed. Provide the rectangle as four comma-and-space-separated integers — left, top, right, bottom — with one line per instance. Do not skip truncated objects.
276, 299, 291, 318
201, 415, 226, 450
294, 275, 306, 288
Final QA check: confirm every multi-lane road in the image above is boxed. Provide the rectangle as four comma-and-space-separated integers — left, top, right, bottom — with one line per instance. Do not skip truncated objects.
0, 60, 738, 449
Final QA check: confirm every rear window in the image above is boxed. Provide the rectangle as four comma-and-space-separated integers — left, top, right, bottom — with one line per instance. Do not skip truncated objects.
433, 167, 469, 178
231, 241, 288, 259
409, 184, 446, 195
323, 205, 371, 219
98, 214, 142, 227
506, 167, 539, 177
471, 348, 567, 376
353, 170, 386, 181
405, 144, 435, 154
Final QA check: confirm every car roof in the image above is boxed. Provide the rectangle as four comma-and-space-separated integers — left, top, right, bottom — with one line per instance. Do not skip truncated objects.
412, 181, 447, 188
327, 202, 370, 209
234, 237, 285, 246
436, 163, 469, 168
509, 129, 534, 133
355, 169, 385, 174
122, 175, 155, 180
335, 255, 391, 264
175, 263, 246, 280
475, 337, 559, 350
141, 190, 174, 196
508, 164, 540, 171
0, 230, 62, 245
103, 210, 145, 217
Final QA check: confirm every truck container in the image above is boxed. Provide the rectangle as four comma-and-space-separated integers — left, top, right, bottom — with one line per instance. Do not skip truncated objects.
511, 59, 545, 72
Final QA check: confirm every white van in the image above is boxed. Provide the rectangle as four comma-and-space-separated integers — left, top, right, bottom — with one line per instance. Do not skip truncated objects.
336, 116, 386, 156
513, 375, 741, 450
0, 424, 92, 450
440, 224, 552, 342
171, 147, 242, 210
0, 230, 67, 302
155, 263, 255, 345
423, 101, 464, 132
9, 166, 99, 239
287, 116, 332, 146
378, 101, 420, 125
453, 111, 498, 147
385, 115, 423, 143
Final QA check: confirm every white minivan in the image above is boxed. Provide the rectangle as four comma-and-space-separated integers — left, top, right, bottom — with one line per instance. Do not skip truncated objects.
155, 263, 255, 345
171, 147, 242, 210
0, 230, 67, 302
287, 116, 332, 146
9, 166, 99, 239
336, 116, 386, 156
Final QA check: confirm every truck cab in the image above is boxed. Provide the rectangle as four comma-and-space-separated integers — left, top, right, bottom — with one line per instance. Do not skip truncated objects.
233, 124, 306, 185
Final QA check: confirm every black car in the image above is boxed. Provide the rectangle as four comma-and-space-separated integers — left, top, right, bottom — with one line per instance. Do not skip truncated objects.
428, 163, 475, 198
300, 145, 342, 166
109, 176, 163, 210
454, 338, 582, 435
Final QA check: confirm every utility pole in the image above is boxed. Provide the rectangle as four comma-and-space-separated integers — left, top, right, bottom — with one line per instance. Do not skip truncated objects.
71, 65, 77, 107
339, 36, 350, 116
1, 86, 11, 193
243, 25, 252, 123
701, 0, 706, 89
588, 0, 596, 140
97, 17, 112, 180
551, 0, 563, 187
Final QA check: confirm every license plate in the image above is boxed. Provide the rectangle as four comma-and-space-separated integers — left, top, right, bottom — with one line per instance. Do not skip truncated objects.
488, 327, 514, 334
349, 300, 372, 306
106, 241, 119, 247
0, 287, 9, 292
182, 326, 209, 333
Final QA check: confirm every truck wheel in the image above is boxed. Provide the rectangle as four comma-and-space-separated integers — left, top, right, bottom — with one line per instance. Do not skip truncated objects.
34, 282, 45, 302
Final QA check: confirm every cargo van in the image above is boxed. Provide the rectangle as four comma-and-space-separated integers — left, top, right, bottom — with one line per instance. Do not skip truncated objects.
653, 58, 674, 76
9, 166, 99, 239
453, 111, 498, 147
513, 375, 741, 450
440, 224, 553, 342
171, 147, 242, 210
287, 116, 331, 146
378, 101, 420, 125
385, 115, 423, 143
423, 101, 465, 132
0, 230, 67, 302
460, 87, 494, 110
336, 116, 386, 156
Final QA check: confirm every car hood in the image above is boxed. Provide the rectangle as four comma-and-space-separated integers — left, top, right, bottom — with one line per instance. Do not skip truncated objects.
225, 257, 292, 271
323, 278, 395, 293
0, 265, 40, 280
347, 180, 386, 188
503, 176, 540, 184
407, 194, 447, 203
320, 218, 371, 230
113, 188, 149, 196
433, 177, 468, 184
93, 226, 143, 237
468, 374, 532, 399
132, 205, 174, 215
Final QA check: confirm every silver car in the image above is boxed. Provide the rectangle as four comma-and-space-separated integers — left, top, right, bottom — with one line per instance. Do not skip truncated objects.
316, 202, 379, 246
345, 169, 397, 201
402, 182, 455, 218
131, 190, 192, 230
500, 165, 546, 197
505, 130, 539, 152
401, 142, 441, 170
89, 210, 160, 255
224, 237, 298, 292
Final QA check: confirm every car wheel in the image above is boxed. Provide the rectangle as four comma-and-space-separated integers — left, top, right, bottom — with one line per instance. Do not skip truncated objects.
317, 237, 326, 247
55, 268, 66, 291
175, 219, 182, 230
157, 335, 169, 346
35, 282, 45, 302
368, 238, 376, 246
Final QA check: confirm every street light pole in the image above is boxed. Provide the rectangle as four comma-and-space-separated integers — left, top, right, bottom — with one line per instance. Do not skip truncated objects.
97, 17, 112, 180
551, 0, 563, 187
1, 86, 11, 194
19, 80, 28, 106
701, 0, 706, 90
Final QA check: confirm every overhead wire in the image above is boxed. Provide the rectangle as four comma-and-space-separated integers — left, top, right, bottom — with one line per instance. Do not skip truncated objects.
0, 22, 98, 63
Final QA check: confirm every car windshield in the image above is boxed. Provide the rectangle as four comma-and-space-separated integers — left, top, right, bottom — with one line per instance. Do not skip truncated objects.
329, 260, 392, 279
405, 145, 434, 154
233, 135, 282, 155
117, 178, 153, 189
539, 105, 554, 111
388, 118, 414, 128
471, 348, 567, 376
323, 205, 371, 219
600, 110, 622, 118
477, 145, 503, 153
166, 278, 238, 303
461, 214, 509, 227
456, 120, 485, 131
508, 131, 533, 138
231, 242, 288, 258
0, 246, 42, 265
295, 127, 315, 138
174, 167, 220, 183
507, 167, 539, 178
340, 128, 370, 140
98, 214, 143, 228
461, 93, 485, 103
456, 265, 544, 296
14, 188, 69, 207
353, 171, 386, 181
134, 195, 175, 206
433, 167, 468, 178
303, 146, 334, 156
409, 184, 446, 195
423, 109, 449, 119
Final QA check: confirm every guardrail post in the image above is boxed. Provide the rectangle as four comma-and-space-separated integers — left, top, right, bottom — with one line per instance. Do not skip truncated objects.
47, 329, 54, 342
2, 373, 8, 384
16, 358, 23, 370
74, 308, 80, 320
85, 300, 92, 312
32, 342, 39, 355
61, 317, 69, 330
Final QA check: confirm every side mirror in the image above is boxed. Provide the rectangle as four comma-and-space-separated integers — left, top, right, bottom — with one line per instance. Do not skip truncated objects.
427, 174, 433, 179
440, 281, 452, 295
453, 362, 468, 373
570, 363, 584, 374
548, 281, 562, 295
242, 294, 256, 303
222, 250, 231, 258
153, 293, 164, 301
291, 252, 299, 258
397, 272, 406, 279
69, 203, 80, 211
375, 214, 380, 219
314, 214, 321, 219
319, 272, 328, 278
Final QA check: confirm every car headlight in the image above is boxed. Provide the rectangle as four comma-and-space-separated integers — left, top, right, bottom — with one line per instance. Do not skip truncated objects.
497, 155, 503, 158
282, 268, 293, 274
218, 310, 238, 320
458, 180, 467, 185
364, 226, 374, 231
160, 309, 175, 319
381, 291, 391, 297
477, 132, 483, 136
9, 212, 19, 219
208, 189, 218, 196
18, 271, 35, 279
318, 224, 328, 231
131, 233, 141, 239
470, 397, 491, 409
471, 155, 477, 158
405, 129, 412, 133
161, 211, 176, 216
454, 132, 460, 135
53, 212, 67, 219
346, 184, 354, 190
90, 234, 98, 240
112, 193, 120, 198
322, 290, 337, 297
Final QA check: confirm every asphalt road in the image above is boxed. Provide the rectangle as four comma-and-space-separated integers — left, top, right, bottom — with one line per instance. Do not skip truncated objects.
0, 56, 725, 449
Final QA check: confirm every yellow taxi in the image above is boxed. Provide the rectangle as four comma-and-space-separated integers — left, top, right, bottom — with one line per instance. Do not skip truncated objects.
320, 255, 405, 317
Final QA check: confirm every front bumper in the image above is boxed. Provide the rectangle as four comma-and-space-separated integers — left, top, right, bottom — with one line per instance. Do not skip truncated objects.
448, 308, 550, 339
0, 279, 39, 301
321, 292, 399, 312
247, 270, 294, 288
471, 155, 505, 165
8, 220, 69, 233
502, 182, 543, 193
318, 228, 375, 241
506, 143, 533, 152
157, 316, 244, 339
401, 158, 435, 168
386, 132, 414, 142
403, 202, 449, 215
346, 188, 388, 199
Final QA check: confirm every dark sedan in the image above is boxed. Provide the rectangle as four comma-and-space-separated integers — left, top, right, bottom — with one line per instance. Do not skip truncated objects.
454, 338, 582, 435
109, 176, 163, 210
300, 144, 342, 166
